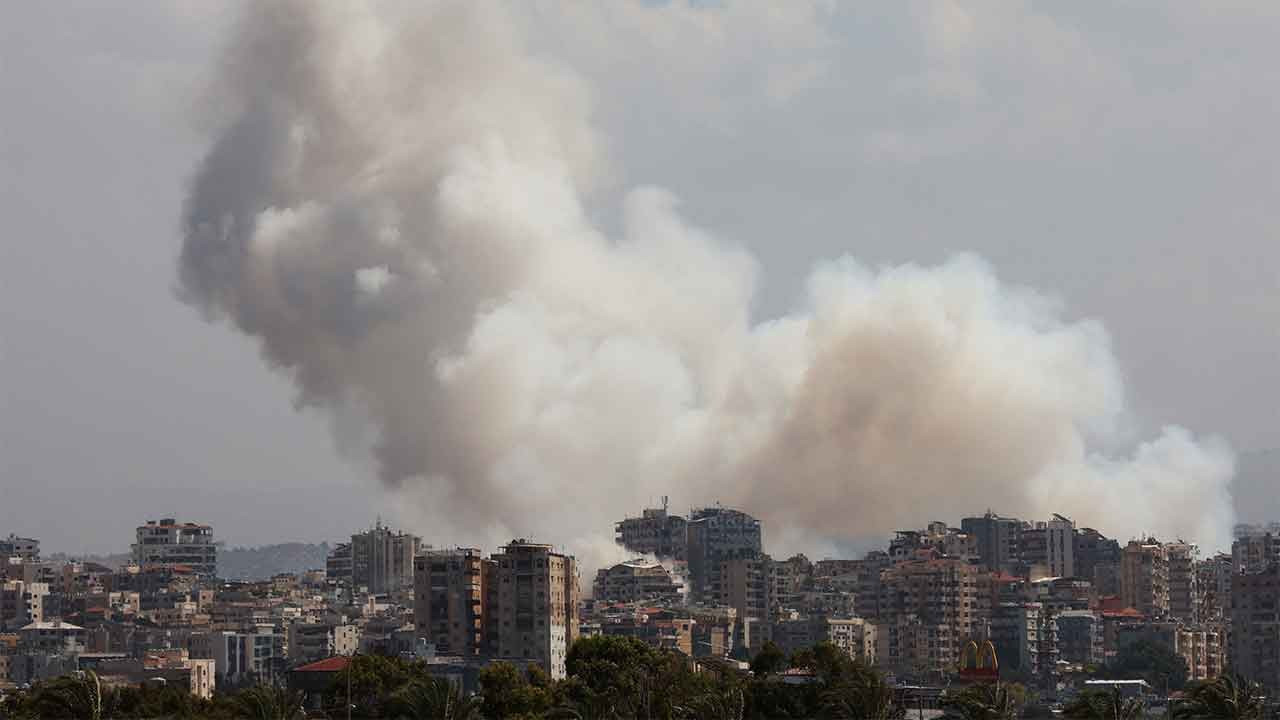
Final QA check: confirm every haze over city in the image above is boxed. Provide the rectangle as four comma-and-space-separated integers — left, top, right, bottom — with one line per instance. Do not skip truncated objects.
5, 2, 1280, 563
12, 3, 1280, 716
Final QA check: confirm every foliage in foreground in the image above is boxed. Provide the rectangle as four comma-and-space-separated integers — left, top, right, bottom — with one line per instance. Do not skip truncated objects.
1, 637, 911, 720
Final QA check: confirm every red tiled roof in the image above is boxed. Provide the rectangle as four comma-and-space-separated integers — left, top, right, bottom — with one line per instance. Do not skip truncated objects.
293, 656, 350, 673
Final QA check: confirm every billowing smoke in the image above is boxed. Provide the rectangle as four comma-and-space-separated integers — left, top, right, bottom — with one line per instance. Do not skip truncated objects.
179, 1, 1235, 563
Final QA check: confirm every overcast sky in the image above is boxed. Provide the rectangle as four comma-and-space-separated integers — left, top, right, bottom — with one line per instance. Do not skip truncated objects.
3, 2, 1278, 555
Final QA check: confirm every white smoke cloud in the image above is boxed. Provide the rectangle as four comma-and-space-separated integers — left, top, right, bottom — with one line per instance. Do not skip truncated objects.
179, 1, 1235, 567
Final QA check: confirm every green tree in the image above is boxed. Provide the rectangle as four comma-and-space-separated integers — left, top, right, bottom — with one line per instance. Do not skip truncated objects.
325, 653, 424, 717
816, 660, 903, 720
675, 685, 745, 720
25, 671, 117, 720
749, 642, 787, 676
940, 682, 1021, 720
560, 635, 668, 718
1062, 688, 1145, 720
1173, 675, 1265, 720
1101, 639, 1188, 691
386, 677, 481, 720
231, 684, 305, 720
478, 661, 552, 719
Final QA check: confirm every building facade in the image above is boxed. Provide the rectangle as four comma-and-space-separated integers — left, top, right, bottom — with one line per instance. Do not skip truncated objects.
715, 554, 772, 623
1165, 542, 1200, 623
592, 560, 682, 604
686, 507, 762, 605
213, 626, 284, 687
1231, 565, 1280, 690
614, 499, 688, 560
131, 519, 216, 577
878, 550, 986, 677
325, 543, 352, 585
414, 548, 487, 656
350, 523, 420, 595
1046, 515, 1077, 579
1120, 539, 1169, 620
961, 512, 1022, 575
488, 540, 580, 679
0, 535, 40, 562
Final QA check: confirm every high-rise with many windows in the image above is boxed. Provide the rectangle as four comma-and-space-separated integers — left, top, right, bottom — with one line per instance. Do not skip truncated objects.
350, 522, 420, 595
488, 540, 580, 679
413, 548, 487, 656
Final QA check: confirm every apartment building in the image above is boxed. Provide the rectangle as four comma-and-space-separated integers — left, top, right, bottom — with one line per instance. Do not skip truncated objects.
1165, 542, 1200, 623
686, 507, 762, 605
1196, 553, 1233, 623
212, 626, 284, 686
875, 613, 952, 680
878, 550, 986, 676
614, 498, 688, 560
1120, 539, 1169, 619
132, 519, 217, 577
961, 512, 1022, 574
1074, 527, 1122, 584
853, 551, 892, 621
1046, 515, 1077, 579
989, 602, 1058, 682
825, 617, 877, 664
770, 554, 813, 611
715, 554, 772, 623
413, 548, 487, 656
286, 621, 357, 662
1233, 532, 1280, 573
1117, 621, 1222, 682
592, 559, 682, 604
488, 540, 580, 679
0, 535, 40, 562
1231, 564, 1280, 690
1057, 610, 1103, 666
1, 581, 49, 629
324, 543, 352, 584
350, 522, 420, 595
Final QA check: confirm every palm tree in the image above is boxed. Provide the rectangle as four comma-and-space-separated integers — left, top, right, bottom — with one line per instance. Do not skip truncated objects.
1174, 675, 1265, 719
30, 670, 114, 720
1063, 687, 1145, 720
386, 677, 481, 720
941, 683, 1018, 720
233, 683, 306, 720
674, 685, 745, 720
819, 665, 904, 720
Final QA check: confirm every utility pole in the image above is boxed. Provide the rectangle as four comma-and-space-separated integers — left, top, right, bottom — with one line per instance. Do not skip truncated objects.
346, 650, 356, 720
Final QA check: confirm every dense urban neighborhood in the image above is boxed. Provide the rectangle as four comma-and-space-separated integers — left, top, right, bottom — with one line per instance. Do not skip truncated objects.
0, 506, 1276, 717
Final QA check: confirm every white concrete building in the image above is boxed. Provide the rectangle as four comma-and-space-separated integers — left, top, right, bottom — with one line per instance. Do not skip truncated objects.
132, 519, 217, 577
1047, 515, 1076, 579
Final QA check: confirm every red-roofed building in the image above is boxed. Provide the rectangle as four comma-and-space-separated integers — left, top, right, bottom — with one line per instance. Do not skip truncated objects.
289, 655, 351, 710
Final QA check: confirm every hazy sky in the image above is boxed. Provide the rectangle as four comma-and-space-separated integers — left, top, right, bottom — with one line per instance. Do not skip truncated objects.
3, 2, 1278, 555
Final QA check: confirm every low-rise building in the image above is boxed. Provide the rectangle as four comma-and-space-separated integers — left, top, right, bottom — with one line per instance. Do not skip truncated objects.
592, 559, 682, 605
212, 626, 284, 687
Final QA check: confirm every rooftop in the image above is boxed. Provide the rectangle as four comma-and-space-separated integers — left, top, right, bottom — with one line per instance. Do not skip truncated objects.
293, 656, 351, 673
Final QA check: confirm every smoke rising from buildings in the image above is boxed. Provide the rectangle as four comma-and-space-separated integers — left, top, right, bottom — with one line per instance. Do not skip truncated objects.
179, 1, 1235, 562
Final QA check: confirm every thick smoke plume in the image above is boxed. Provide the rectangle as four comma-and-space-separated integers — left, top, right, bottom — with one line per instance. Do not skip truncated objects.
180, 1, 1235, 562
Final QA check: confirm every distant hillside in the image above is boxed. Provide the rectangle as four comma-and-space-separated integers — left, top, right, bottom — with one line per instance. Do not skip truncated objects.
46, 551, 131, 569
217, 542, 331, 580
47, 542, 332, 580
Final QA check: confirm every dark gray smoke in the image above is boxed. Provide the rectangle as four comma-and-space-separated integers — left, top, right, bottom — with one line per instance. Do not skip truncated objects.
179, 1, 1234, 566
